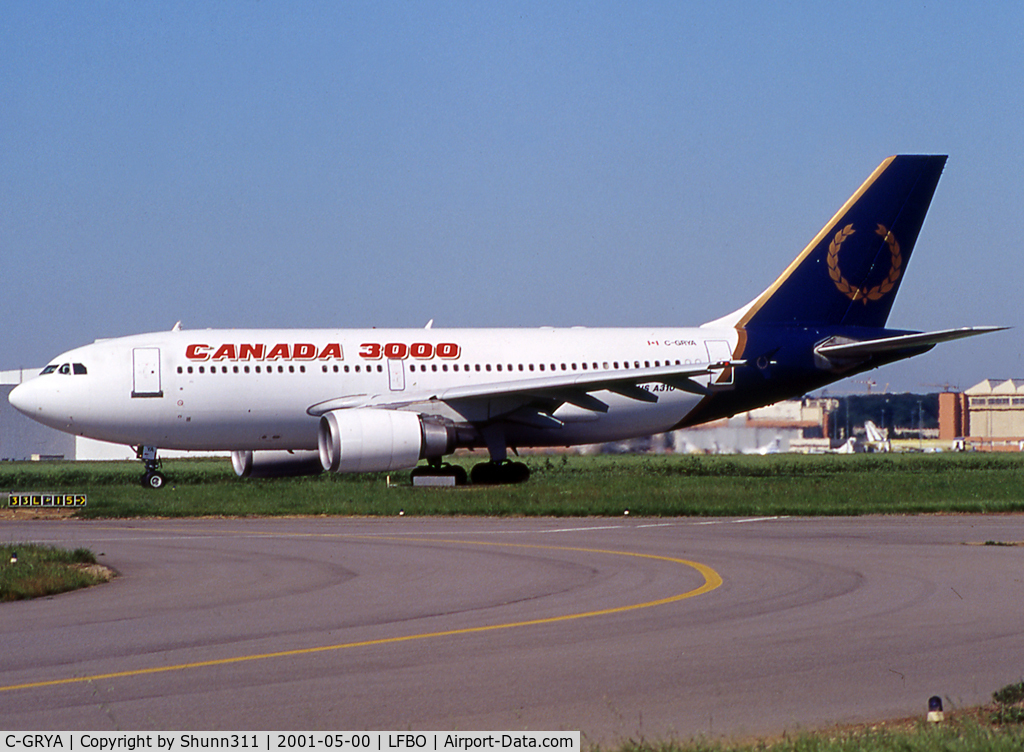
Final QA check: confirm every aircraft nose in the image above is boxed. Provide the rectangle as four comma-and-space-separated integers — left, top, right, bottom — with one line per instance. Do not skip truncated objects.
8, 380, 37, 416
8, 377, 58, 424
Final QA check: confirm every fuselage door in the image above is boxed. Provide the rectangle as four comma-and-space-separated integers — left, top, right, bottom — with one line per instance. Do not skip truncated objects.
704, 340, 734, 387
388, 359, 406, 392
132, 347, 163, 398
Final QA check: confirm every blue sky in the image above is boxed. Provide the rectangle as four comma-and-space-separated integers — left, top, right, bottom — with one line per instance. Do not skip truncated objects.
3, 1, 1021, 393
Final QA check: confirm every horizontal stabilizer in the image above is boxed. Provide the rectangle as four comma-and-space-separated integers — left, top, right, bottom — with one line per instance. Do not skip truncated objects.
815, 326, 1007, 358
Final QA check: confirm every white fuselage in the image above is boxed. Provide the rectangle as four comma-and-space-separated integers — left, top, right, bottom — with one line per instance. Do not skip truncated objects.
11, 326, 738, 452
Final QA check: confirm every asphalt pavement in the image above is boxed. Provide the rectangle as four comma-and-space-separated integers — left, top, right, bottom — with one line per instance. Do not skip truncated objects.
1, 514, 1022, 743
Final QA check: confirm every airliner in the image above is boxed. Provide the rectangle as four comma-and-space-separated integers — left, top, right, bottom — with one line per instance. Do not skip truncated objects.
9, 155, 1003, 487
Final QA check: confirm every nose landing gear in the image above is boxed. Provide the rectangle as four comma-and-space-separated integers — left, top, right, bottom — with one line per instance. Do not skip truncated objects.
136, 445, 166, 489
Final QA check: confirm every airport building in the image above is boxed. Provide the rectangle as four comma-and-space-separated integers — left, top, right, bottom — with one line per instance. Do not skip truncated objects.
590, 398, 835, 455
668, 398, 835, 454
940, 379, 1024, 451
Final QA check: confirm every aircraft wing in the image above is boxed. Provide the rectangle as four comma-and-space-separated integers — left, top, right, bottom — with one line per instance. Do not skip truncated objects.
306, 360, 743, 419
815, 326, 1007, 358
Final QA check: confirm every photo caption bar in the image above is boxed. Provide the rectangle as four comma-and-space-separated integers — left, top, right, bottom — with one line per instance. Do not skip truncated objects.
2, 733, 580, 752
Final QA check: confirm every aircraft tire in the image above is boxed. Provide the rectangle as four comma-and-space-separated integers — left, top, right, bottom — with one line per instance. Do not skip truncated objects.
470, 461, 530, 485
142, 471, 166, 490
469, 462, 496, 485
507, 461, 531, 483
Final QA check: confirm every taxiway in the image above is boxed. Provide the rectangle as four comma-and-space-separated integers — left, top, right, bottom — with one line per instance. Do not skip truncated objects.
1, 515, 1022, 742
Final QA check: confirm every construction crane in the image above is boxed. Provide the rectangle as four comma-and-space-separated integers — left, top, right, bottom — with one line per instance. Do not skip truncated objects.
853, 379, 876, 394
921, 382, 960, 393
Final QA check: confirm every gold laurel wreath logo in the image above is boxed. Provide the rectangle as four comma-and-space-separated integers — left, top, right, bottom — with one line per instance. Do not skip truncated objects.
827, 223, 902, 304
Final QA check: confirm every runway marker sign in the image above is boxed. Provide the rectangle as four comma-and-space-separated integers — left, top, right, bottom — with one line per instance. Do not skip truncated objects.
7, 493, 87, 508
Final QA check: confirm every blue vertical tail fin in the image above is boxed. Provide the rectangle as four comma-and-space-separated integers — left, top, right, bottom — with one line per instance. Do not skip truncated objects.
732, 155, 947, 330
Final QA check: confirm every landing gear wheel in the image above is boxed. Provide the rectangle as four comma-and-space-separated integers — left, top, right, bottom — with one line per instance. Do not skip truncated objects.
450, 465, 469, 486
142, 471, 166, 490
507, 461, 530, 483
137, 445, 166, 490
470, 460, 530, 485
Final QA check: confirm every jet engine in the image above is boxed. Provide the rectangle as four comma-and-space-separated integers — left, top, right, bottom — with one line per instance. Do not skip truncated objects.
231, 450, 324, 478
318, 408, 456, 473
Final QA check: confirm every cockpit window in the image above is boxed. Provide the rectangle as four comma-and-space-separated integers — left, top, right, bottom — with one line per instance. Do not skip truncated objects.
43, 363, 88, 375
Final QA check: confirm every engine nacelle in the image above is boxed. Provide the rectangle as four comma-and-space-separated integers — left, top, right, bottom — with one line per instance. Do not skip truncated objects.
231, 450, 324, 478
318, 409, 456, 474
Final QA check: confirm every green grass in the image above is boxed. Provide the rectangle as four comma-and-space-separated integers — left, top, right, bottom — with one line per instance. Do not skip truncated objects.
0, 543, 105, 601
610, 721, 1024, 751
2, 452, 1024, 518
607, 678, 1024, 750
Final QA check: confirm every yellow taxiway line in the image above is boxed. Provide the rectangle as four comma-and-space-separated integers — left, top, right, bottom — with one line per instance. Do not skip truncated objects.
1, 537, 722, 693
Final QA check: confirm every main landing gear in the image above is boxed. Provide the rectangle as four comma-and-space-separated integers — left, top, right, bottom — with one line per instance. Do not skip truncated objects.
137, 445, 166, 489
464, 424, 531, 485
409, 460, 531, 486
410, 423, 531, 486
469, 460, 531, 485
